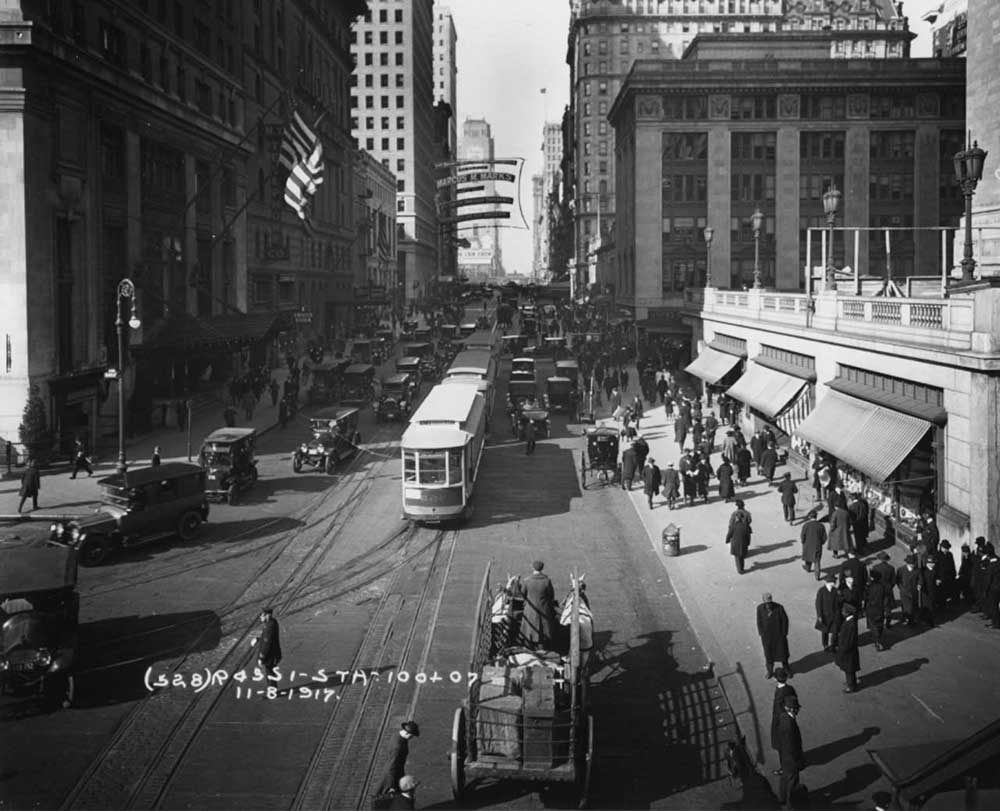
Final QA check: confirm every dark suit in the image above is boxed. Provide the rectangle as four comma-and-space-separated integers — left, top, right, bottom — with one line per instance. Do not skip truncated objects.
815, 585, 841, 651
770, 683, 798, 752
728, 516, 751, 574
642, 463, 661, 509
835, 615, 860, 690
386, 792, 415, 809
777, 479, 798, 522
800, 519, 826, 577
896, 565, 922, 624
520, 572, 557, 648
865, 581, 890, 648
759, 447, 778, 483
661, 467, 680, 507
257, 616, 282, 680
621, 447, 638, 490
374, 733, 410, 796
17, 465, 41, 512
871, 561, 896, 622
847, 497, 871, 552
756, 601, 790, 676
774, 711, 805, 806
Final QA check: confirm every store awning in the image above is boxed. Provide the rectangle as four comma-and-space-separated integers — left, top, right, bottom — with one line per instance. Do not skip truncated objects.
795, 390, 932, 483
684, 346, 742, 384
725, 362, 807, 419
139, 312, 282, 352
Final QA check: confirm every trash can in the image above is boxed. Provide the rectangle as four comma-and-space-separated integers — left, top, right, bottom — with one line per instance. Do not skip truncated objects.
662, 523, 681, 557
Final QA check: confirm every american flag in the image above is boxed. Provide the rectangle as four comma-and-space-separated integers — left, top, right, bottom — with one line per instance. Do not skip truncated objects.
284, 140, 324, 222
279, 110, 317, 171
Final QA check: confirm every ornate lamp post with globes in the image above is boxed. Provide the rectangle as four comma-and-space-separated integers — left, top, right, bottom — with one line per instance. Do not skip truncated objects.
115, 278, 141, 476
822, 183, 841, 291
751, 207, 764, 289
953, 139, 988, 282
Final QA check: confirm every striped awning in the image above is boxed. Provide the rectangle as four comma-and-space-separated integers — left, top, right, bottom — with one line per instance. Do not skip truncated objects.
795, 390, 932, 483
725, 362, 807, 419
684, 346, 742, 385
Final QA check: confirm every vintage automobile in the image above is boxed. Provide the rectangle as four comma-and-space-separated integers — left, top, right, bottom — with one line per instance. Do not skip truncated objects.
544, 336, 568, 359
376, 373, 416, 422
544, 376, 577, 413
414, 327, 433, 342
555, 359, 581, 392
395, 356, 423, 387
402, 320, 419, 339
458, 322, 477, 338
518, 406, 551, 440
293, 407, 361, 474
520, 316, 538, 337
199, 427, 259, 504
376, 328, 395, 351
307, 359, 351, 405
340, 364, 376, 403
500, 334, 525, 357
507, 379, 539, 410
439, 324, 458, 341
351, 339, 374, 365
49, 463, 210, 567
0, 543, 79, 708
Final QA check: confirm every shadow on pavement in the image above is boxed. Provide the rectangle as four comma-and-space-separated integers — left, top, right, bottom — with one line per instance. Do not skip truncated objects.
231, 474, 337, 504
73, 609, 222, 706
749, 540, 797, 556
748, 555, 800, 573
861, 657, 930, 690
789, 648, 834, 677
808, 761, 884, 806
806, 726, 880, 767
471, 444, 581, 526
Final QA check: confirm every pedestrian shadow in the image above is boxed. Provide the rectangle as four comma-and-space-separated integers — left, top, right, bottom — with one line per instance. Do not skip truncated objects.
682, 544, 710, 555
805, 726, 880, 767
747, 556, 799, 573
788, 648, 834, 677
862, 657, 930, 689
808, 762, 884, 806
749, 540, 796, 556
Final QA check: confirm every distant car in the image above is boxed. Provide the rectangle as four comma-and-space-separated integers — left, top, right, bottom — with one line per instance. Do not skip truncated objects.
49, 463, 210, 567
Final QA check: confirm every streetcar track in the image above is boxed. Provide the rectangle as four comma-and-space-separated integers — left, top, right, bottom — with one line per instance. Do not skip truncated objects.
289, 526, 458, 811
60, 419, 403, 811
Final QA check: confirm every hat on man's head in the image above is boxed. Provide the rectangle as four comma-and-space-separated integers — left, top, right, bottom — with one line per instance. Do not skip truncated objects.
876, 551, 890, 561
402, 721, 420, 736
260, 607, 274, 616
773, 667, 789, 682
761, 592, 773, 603
904, 554, 916, 565
939, 539, 952, 550
824, 573, 836, 583
398, 776, 419, 792
532, 560, 544, 571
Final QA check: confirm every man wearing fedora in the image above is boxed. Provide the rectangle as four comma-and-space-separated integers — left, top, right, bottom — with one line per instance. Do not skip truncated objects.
773, 693, 806, 809
896, 554, 923, 626
835, 603, 861, 692
251, 608, 281, 683
374, 721, 421, 798
757, 593, 792, 679
871, 551, 896, 626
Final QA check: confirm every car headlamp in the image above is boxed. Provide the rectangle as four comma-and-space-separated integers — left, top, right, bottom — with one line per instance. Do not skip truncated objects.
317, 444, 325, 453
38, 651, 52, 667
300, 443, 308, 452
50, 523, 59, 534
70, 526, 81, 540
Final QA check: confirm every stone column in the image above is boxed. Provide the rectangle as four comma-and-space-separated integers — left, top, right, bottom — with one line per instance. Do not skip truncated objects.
844, 127, 870, 281
707, 127, 731, 288
775, 127, 800, 291
913, 124, 941, 278
967, 370, 1000, 541
634, 123, 662, 314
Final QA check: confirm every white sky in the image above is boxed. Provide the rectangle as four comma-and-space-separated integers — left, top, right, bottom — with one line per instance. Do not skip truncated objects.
444, 0, 945, 278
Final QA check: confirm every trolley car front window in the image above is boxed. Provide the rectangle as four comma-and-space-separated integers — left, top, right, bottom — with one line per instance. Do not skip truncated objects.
403, 451, 417, 482
418, 451, 447, 484
448, 450, 463, 484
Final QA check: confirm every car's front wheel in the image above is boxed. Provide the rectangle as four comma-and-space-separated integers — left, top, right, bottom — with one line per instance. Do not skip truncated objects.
79, 535, 111, 567
178, 511, 202, 541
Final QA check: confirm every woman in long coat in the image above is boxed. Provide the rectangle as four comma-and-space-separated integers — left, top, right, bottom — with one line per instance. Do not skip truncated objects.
828, 504, 852, 557
734, 446, 753, 486
716, 459, 735, 502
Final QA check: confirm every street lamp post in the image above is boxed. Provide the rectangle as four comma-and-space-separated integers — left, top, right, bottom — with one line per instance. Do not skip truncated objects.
954, 139, 988, 282
822, 183, 841, 290
751, 207, 764, 289
703, 225, 714, 288
115, 278, 141, 476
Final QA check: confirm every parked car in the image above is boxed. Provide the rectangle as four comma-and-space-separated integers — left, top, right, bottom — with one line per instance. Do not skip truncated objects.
199, 427, 259, 504
49, 463, 210, 566
293, 407, 361, 474
0, 542, 79, 708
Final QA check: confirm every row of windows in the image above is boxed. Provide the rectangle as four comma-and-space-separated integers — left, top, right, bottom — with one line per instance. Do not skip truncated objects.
352, 116, 407, 131
357, 50, 406, 67
364, 137, 407, 152
582, 140, 609, 156
837, 365, 944, 407
359, 30, 405, 45
581, 102, 609, 117
649, 93, 962, 122
353, 72, 407, 89
732, 132, 776, 161
352, 95, 407, 110
580, 3, 783, 37
361, 7, 405, 24
581, 121, 609, 137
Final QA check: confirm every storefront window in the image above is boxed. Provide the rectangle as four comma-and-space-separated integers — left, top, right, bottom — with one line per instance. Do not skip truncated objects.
448, 449, 463, 484
418, 451, 446, 484
403, 450, 417, 482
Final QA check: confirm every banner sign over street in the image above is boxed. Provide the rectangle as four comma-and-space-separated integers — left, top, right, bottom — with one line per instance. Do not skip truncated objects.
434, 157, 527, 231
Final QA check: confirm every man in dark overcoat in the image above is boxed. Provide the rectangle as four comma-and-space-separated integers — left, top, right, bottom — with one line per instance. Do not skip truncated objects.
838, 573, 864, 616
70, 436, 93, 478
828, 502, 852, 558
691, 418, 704, 449
847, 493, 871, 554
835, 603, 861, 692
840, 549, 868, 594
673, 413, 689, 452
935, 540, 957, 604
865, 569, 890, 651
524, 418, 537, 456
728, 509, 751, 574
777, 473, 798, 523
920, 557, 940, 626
734, 445, 753, 487
694, 453, 713, 503
642, 458, 661, 510
769, 667, 797, 765
620, 444, 638, 490
703, 411, 719, 450
632, 434, 650, 471
774, 694, 806, 807
983, 544, 1000, 629
520, 561, 557, 648
17, 459, 41, 513
815, 575, 841, 652
716, 458, 735, 503
661, 462, 680, 509
374, 721, 420, 797
750, 429, 767, 469
759, 442, 778, 484
253, 607, 282, 682
800, 509, 826, 579
896, 555, 922, 626
871, 551, 896, 624
757, 593, 791, 679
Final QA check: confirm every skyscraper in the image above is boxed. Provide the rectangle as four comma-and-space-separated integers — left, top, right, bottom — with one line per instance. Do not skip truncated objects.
457, 117, 504, 281
433, 5, 458, 158
351, 0, 438, 305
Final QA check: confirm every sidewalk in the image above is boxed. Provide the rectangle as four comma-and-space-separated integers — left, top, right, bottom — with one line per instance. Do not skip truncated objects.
608, 374, 1000, 805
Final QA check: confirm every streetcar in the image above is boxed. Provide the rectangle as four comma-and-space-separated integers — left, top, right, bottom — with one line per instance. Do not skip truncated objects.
446, 349, 498, 387
401, 382, 487, 523
459, 329, 500, 361
441, 375, 496, 423
450, 564, 594, 807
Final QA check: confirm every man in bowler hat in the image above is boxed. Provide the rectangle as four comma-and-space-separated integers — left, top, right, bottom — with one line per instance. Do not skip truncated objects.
757, 593, 792, 679
773, 693, 806, 809
374, 721, 420, 797
251, 607, 282, 683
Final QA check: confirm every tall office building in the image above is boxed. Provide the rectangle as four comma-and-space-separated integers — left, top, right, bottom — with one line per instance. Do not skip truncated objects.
543, 121, 563, 196
457, 117, 504, 281
538, 121, 564, 280
532, 174, 546, 280
565, 0, 911, 294
351, 0, 438, 305
433, 5, 458, 158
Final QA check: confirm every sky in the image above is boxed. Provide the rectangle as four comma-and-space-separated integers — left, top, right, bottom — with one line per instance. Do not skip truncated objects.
444, 0, 946, 279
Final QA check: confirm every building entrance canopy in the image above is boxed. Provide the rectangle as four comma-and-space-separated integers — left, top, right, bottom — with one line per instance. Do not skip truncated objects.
684, 346, 741, 385
725, 362, 806, 419
794, 390, 931, 483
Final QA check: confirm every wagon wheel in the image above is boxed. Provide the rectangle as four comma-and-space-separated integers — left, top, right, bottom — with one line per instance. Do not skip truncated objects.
575, 712, 595, 808
580, 451, 588, 489
450, 706, 467, 802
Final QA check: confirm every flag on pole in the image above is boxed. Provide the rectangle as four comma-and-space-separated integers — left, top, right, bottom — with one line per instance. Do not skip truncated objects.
279, 110, 317, 172
377, 217, 391, 263
284, 140, 324, 223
